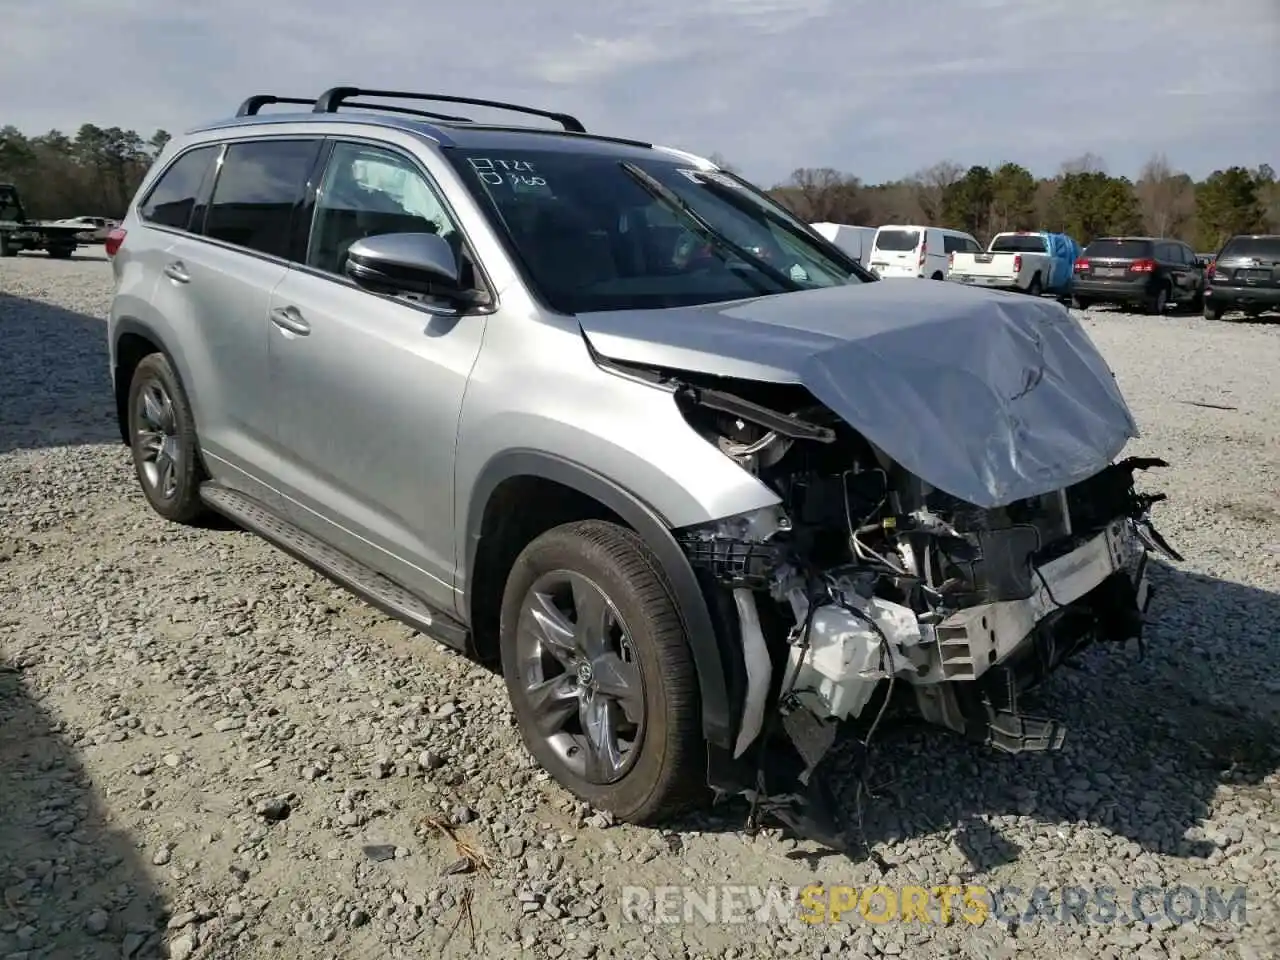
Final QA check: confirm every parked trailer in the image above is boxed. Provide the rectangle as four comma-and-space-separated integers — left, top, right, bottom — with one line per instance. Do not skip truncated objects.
0, 183, 86, 258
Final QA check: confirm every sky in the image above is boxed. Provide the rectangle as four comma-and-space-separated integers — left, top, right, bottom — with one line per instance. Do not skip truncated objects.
4, 0, 1278, 187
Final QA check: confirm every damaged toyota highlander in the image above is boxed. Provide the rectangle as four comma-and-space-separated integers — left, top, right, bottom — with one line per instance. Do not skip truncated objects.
108, 88, 1180, 852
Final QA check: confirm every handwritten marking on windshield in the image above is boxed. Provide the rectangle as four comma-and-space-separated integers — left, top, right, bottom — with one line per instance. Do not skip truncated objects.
467, 157, 546, 187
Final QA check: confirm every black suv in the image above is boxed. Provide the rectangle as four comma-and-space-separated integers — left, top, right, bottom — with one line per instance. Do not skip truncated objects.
1071, 236, 1205, 315
1204, 234, 1280, 320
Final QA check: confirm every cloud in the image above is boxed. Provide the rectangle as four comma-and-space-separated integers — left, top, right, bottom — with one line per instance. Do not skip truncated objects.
2, 0, 1276, 187
533, 35, 668, 85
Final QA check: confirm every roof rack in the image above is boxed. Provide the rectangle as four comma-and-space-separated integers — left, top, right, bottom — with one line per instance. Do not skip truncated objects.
312, 86, 586, 133
236, 95, 316, 117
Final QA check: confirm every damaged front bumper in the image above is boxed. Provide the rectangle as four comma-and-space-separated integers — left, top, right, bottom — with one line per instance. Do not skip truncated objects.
677, 456, 1179, 850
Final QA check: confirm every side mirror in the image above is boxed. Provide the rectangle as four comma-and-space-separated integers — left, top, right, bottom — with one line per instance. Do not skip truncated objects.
345, 232, 465, 302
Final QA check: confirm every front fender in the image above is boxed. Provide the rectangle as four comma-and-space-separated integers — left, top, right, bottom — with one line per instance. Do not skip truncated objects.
465, 450, 742, 746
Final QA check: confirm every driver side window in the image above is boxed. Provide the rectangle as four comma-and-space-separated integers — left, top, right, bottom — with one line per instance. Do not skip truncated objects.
306, 142, 469, 283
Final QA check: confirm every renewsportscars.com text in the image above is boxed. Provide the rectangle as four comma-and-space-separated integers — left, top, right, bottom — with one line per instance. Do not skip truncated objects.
618, 884, 1249, 927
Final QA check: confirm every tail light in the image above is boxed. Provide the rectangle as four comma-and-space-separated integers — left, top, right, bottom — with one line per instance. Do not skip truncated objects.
948, 252, 954, 269
1129, 258, 1156, 273
1207, 261, 1216, 279
105, 227, 127, 257
1013, 254, 1022, 274
1073, 257, 1089, 272
918, 236, 927, 268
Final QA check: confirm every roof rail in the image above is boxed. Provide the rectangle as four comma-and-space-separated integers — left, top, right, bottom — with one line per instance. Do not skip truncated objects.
324, 101, 475, 124
237, 95, 317, 117
312, 86, 586, 133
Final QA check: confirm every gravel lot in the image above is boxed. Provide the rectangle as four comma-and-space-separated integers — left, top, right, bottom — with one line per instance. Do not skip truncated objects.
2, 248, 1279, 960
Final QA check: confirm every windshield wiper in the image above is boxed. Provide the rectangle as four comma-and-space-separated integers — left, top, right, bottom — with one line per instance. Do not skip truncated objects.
695, 173, 872, 282
617, 161, 802, 293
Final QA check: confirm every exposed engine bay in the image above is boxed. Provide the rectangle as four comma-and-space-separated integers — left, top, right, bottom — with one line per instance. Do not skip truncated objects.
661, 371, 1182, 850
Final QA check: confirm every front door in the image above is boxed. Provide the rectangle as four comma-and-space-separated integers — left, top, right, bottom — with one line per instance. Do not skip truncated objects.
266, 139, 489, 612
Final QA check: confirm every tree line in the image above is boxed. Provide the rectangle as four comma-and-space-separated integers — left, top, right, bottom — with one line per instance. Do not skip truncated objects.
1, 122, 1275, 253
745, 152, 1280, 252
0, 124, 171, 221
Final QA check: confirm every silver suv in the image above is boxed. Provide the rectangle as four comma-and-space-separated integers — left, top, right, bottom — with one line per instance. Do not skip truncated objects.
107, 87, 1179, 847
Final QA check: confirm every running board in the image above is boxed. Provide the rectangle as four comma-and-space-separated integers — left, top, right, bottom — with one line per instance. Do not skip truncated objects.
198, 483, 470, 653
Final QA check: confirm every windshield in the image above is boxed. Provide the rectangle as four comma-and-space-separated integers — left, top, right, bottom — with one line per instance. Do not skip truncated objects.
445, 148, 866, 313
1219, 236, 1280, 261
1085, 239, 1151, 259
989, 234, 1047, 254
873, 229, 920, 252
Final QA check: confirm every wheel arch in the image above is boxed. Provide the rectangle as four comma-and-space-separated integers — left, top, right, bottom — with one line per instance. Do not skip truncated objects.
112, 317, 176, 446
464, 450, 734, 748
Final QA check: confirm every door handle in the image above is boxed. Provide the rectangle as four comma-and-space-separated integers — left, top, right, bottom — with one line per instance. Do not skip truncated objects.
269, 306, 311, 336
163, 261, 190, 283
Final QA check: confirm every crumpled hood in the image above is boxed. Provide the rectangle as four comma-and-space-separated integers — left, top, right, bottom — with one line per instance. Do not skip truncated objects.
577, 281, 1140, 508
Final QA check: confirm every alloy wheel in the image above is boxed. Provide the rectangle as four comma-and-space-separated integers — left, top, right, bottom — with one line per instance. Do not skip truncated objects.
514, 570, 646, 784
134, 379, 181, 500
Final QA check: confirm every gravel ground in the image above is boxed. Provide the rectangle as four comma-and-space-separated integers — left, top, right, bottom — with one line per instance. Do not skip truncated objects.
2, 248, 1279, 960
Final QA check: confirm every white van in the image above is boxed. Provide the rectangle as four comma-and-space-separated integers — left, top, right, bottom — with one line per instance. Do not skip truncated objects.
809, 222, 877, 265
868, 225, 981, 280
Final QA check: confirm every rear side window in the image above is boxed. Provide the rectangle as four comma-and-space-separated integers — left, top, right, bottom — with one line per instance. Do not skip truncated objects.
943, 235, 968, 254
874, 229, 920, 252
1085, 239, 1151, 259
204, 139, 320, 258
1219, 236, 1280, 260
139, 146, 219, 230
988, 234, 1047, 254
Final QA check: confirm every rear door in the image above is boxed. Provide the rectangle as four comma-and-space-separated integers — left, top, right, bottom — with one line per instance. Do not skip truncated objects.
1082, 238, 1149, 280
1169, 243, 1197, 301
869, 226, 921, 276
1215, 235, 1280, 290
172, 136, 324, 495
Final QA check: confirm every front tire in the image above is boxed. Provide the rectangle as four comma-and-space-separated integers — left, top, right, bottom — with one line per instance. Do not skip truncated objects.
499, 520, 704, 824
126, 353, 208, 524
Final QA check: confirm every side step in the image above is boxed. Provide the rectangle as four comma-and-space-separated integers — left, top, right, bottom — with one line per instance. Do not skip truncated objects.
199, 482, 470, 653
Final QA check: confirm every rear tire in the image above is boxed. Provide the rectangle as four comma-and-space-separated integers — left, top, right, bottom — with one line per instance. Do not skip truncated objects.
0, 234, 15, 257
47, 245, 73, 259
1203, 304, 1225, 321
1071, 296, 1092, 310
126, 353, 209, 524
1026, 275, 1043, 297
499, 520, 705, 824
930, 271, 944, 280
1146, 284, 1169, 316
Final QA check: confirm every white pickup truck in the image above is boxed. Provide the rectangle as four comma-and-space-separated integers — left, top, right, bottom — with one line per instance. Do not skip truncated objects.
947, 231, 1067, 296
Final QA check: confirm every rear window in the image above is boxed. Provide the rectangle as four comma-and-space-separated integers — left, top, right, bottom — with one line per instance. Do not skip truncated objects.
1219, 236, 1280, 260
139, 146, 220, 230
989, 234, 1047, 254
204, 139, 321, 259
873, 229, 920, 252
1085, 239, 1152, 259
